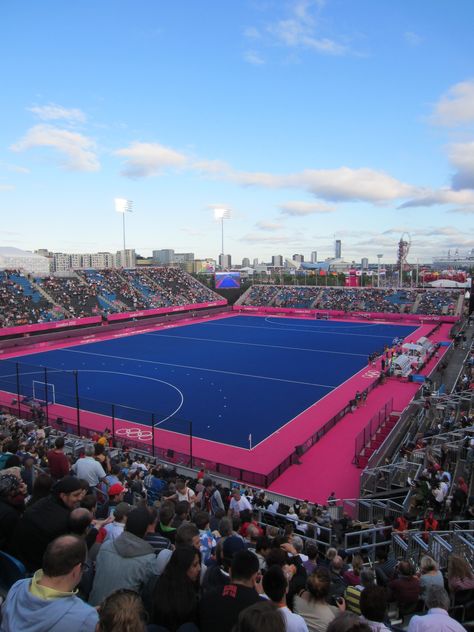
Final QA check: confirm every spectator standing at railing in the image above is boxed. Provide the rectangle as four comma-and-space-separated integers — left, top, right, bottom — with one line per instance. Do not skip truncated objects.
418, 556, 444, 602
388, 561, 421, 613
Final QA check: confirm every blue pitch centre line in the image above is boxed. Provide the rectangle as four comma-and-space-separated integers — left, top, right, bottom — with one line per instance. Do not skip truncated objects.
202, 321, 400, 339
144, 332, 367, 358
60, 348, 336, 389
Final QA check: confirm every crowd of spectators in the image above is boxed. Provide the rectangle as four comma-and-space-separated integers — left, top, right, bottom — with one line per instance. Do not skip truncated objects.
241, 286, 464, 317
0, 404, 473, 632
41, 276, 102, 318
0, 271, 57, 327
0, 267, 222, 329
416, 290, 460, 316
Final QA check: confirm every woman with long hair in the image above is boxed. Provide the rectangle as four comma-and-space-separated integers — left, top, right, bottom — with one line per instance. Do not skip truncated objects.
447, 554, 474, 593
151, 545, 201, 631
294, 567, 345, 632
343, 555, 364, 586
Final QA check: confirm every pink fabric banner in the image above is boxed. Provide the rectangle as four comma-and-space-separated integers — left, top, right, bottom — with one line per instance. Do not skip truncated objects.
233, 305, 458, 323
0, 316, 102, 338
107, 300, 227, 322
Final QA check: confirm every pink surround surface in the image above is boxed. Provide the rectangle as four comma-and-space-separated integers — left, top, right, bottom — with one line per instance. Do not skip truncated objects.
0, 310, 453, 502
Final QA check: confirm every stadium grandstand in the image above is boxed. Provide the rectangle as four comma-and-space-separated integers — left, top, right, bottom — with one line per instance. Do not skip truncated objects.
0, 274, 473, 631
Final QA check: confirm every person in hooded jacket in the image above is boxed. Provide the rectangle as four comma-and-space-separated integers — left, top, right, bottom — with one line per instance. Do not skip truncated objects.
88, 506, 159, 606
0, 534, 98, 632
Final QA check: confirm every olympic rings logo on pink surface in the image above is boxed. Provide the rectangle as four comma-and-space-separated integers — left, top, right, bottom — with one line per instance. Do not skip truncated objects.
115, 427, 153, 441
362, 370, 380, 379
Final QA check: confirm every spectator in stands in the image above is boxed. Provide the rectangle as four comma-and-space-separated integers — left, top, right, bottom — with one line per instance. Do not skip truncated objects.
199, 549, 262, 632
0, 535, 98, 632
294, 567, 346, 632
0, 471, 27, 551
89, 507, 159, 606
303, 544, 319, 576
27, 472, 53, 507
233, 600, 285, 632
228, 487, 252, 517
71, 444, 107, 492
388, 561, 421, 615
407, 586, 466, 632
156, 501, 177, 544
11, 476, 83, 571
418, 556, 444, 601
151, 545, 201, 630
202, 533, 246, 597
96, 588, 149, 632
447, 554, 474, 593
143, 506, 173, 553
95, 502, 131, 543
262, 564, 309, 631
359, 585, 390, 632
344, 569, 376, 616
343, 555, 363, 586
329, 556, 348, 603
194, 510, 217, 565
46, 436, 70, 480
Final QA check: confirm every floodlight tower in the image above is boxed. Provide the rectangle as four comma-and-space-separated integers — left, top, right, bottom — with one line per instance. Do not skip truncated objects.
114, 198, 133, 251
214, 207, 231, 267
377, 254, 383, 288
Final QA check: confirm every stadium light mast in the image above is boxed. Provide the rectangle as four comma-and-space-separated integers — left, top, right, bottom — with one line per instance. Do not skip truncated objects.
214, 207, 230, 268
377, 254, 383, 288
114, 198, 133, 252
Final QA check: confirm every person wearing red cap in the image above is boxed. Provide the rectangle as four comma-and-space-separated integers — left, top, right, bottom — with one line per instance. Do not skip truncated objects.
103, 482, 126, 518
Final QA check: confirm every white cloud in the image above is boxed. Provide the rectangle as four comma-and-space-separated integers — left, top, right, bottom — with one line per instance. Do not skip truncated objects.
10, 124, 100, 171
399, 187, 474, 208
28, 103, 86, 123
430, 80, 474, 127
181, 226, 205, 236
279, 200, 335, 215
243, 50, 266, 65
255, 220, 284, 231
114, 142, 187, 178
267, 0, 348, 56
448, 141, 474, 190
0, 184, 14, 191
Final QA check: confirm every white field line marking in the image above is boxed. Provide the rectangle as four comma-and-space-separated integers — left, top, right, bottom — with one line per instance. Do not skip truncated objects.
201, 321, 404, 339
59, 348, 335, 389
144, 332, 367, 358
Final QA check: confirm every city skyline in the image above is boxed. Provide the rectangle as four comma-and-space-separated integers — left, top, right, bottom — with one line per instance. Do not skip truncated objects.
1, 1, 473, 263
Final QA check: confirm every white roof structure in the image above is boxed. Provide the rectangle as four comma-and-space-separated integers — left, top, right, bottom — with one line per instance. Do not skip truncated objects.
0, 247, 51, 275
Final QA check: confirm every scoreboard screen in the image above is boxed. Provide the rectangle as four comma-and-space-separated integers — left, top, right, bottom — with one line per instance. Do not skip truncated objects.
215, 272, 241, 289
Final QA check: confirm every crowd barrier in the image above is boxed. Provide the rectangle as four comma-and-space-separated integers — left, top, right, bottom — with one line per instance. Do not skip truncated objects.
234, 305, 459, 323
0, 300, 228, 340
0, 316, 102, 339
353, 399, 394, 466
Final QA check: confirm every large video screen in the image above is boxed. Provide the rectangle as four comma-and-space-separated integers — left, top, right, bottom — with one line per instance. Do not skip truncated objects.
215, 271, 241, 289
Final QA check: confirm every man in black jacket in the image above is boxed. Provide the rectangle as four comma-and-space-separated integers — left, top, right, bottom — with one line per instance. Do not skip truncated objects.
11, 476, 83, 571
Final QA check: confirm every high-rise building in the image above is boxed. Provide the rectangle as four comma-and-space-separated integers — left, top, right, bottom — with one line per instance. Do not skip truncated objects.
218, 254, 231, 269
272, 255, 283, 267
115, 249, 136, 268
335, 240, 342, 259
361, 257, 369, 270
253, 258, 259, 267
292, 254, 304, 262
311, 251, 318, 263
242, 258, 250, 267
152, 249, 175, 265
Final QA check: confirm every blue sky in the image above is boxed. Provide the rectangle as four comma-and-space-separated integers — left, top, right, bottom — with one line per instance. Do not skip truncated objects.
1, 0, 473, 264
